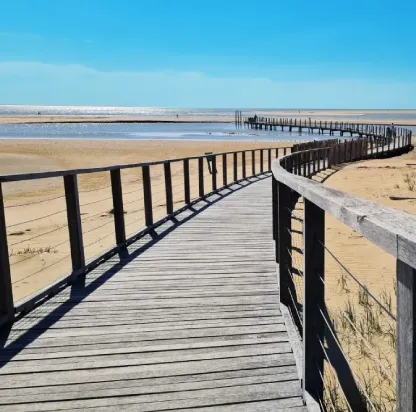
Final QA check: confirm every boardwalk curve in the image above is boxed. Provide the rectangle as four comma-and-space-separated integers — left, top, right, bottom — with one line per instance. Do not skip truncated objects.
0, 176, 306, 411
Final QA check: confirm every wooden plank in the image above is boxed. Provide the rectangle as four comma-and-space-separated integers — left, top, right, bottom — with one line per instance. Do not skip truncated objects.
0, 182, 13, 320
183, 159, 190, 204
0, 372, 300, 404
303, 198, 325, 401
142, 165, 153, 226
198, 157, 204, 197
278, 182, 292, 307
397, 259, 416, 412
212, 155, 217, 191
110, 169, 126, 246
222, 153, 227, 186
64, 174, 85, 274
164, 162, 173, 214
2, 381, 303, 411
2, 177, 304, 410
233, 152, 238, 181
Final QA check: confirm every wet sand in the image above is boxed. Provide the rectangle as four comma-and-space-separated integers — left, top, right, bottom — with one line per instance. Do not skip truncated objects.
1, 110, 416, 125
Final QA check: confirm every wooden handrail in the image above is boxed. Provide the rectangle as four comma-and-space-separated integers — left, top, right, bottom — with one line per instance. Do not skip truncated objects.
0, 146, 291, 323
271, 128, 414, 411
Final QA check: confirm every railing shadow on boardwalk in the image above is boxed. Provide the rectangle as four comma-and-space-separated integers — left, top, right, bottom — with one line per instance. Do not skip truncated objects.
0, 117, 414, 411
0, 175, 269, 365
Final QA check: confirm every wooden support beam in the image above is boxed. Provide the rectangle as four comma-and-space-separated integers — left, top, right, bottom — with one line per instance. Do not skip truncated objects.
164, 162, 173, 214
278, 182, 292, 307
0, 183, 14, 321
142, 165, 153, 227
198, 157, 204, 197
222, 154, 227, 187
303, 199, 325, 402
212, 155, 217, 191
397, 259, 416, 412
233, 152, 238, 182
183, 159, 190, 204
64, 175, 85, 277
110, 169, 126, 246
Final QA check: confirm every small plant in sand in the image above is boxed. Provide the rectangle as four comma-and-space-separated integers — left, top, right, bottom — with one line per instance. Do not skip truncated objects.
9, 246, 58, 256
324, 266, 398, 412
403, 171, 416, 191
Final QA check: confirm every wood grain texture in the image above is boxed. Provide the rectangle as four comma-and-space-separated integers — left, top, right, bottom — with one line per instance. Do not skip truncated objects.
0, 176, 304, 411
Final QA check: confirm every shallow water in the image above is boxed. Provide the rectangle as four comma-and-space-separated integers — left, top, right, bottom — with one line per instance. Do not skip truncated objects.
1, 105, 416, 123
0, 122, 333, 142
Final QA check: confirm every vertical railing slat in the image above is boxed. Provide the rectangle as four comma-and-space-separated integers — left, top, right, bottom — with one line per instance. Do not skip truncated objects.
0, 183, 14, 321
142, 165, 153, 227
183, 159, 190, 204
222, 154, 227, 187
110, 169, 126, 246
396, 259, 416, 412
212, 155, 217, 191
164, 162, 173, 214
303, 199, 325, 401
64, 175, 85, 277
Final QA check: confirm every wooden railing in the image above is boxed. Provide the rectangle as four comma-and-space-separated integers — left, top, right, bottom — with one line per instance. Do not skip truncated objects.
0, 146, 291, 324
272, 124, 414, 410
245, 116, 407, 139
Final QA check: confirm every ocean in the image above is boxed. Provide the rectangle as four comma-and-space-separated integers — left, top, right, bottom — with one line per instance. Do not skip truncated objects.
1, 105, 416, 122
0, 122, 328, 142
0, 106, 415, 141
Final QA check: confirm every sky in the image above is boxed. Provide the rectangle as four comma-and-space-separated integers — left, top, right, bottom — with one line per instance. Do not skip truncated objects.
0, 0, 415, 109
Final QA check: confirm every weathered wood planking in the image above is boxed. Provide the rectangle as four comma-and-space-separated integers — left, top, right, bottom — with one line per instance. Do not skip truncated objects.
0, 175, 305, 411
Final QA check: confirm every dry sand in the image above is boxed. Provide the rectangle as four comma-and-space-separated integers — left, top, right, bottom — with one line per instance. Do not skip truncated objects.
1, 139, 291, 303
312, 150, 416, 408
324, 149, 416, 304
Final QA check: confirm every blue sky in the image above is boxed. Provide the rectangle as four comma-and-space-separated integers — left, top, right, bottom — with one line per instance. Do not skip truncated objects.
0, 0, 414, 108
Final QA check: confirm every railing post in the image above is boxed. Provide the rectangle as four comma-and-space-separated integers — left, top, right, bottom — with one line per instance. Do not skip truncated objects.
183, 159, 190, 204
272, 176, 278, 246
0, 183, 14, 322
297, 152, 302, 175
222, 154, 227, 187
396, 259, 416, 412
164, 162, 173, 214
212, 155, 217, 191
198, 157, 204, 197
242, 151, 246, 179
110, 169, 126, 246
268, 149, 272, 171
233, 152, 238, 182
303, 199, 325, 402
142, 165, 153, 227
252, 150, 256, 176
64, 175, 85, 277
278, 182, 292, 306
260, 149, 264, 173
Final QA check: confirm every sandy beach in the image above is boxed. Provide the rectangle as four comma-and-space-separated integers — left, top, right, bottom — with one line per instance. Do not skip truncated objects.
0, 116, 234, 124
309, 149, 416, 407
1, 110, 416, 125
1, 139, 291, 303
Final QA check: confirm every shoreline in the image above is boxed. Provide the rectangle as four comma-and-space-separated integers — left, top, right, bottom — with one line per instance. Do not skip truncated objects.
1, 115, 416, 126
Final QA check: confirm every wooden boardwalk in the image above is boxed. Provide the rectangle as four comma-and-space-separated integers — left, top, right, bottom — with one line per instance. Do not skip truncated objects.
0, 175, 305, 412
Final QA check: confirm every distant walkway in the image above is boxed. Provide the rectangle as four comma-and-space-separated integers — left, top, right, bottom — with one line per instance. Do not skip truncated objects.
0, 176, 305, 412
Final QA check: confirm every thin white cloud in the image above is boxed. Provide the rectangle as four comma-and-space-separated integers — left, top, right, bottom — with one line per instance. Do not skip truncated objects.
0, 61, 414, 109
